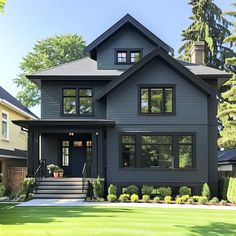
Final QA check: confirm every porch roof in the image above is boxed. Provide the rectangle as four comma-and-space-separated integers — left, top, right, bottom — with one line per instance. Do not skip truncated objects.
12, 119, 116, 129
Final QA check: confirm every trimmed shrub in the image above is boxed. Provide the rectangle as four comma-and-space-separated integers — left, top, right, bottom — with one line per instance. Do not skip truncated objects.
107, 194, 117, 202
141, 185, 153, 196
157, 187, 172, 200
179, 186, 191, 196
164, 196, 172, 204
219, 199, 227, 206
209, 197, 219, 204
119, 194, 130, 202
175, 197, 182, 204
227, 177, 234, 203
153, 196, 160, 203
21, 177, 35, 200
142, 195, 150, 203
108, 184, 117, 195
198, 196, 208, 205
92, 176, 104, 199
192, 196, 200, 202
126, 185, 139, 195
131, 194, 139, 203
219, 177, 229, 200
201, 183, 211, 200
187, 197, 194, 204
181, 195, 190, 202
0, 183, 5, 198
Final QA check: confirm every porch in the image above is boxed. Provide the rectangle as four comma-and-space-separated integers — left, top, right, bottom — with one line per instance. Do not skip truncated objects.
13, 119, 115, 179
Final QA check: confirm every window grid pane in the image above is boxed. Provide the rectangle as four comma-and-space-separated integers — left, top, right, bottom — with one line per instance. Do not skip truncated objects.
165, 88, 173, 113
121, 135, 136, 167
117, 51, 127, 63
141, 88, 149, 113
62, 141, 69, 166
151, 88, 163, 113
130, 51, 141, 63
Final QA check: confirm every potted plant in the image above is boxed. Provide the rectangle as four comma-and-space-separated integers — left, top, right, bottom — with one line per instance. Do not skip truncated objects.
58, 169, 64, 178
53, 167, 60, 178
47, 164, 59, 176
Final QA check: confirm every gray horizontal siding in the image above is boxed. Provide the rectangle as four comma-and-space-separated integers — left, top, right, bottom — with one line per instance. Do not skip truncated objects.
97, 24, 155, 70
106, 125, 208, 184
107, 57, 208, 125
41, 80, 108, 119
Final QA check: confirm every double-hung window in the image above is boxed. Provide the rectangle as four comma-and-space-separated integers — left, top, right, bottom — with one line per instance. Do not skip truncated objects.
62, 88, 93, 116
1, 111, 9, 140
140, 86, 174, 114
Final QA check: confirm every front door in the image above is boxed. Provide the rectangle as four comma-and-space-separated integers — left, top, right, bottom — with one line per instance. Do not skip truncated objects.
62, 140, 86, 177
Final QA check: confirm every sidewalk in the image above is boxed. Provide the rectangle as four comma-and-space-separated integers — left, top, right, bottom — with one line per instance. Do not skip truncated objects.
17, 199, 236, 210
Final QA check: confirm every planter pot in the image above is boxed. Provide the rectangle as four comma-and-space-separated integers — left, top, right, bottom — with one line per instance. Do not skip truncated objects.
53, 172, 59, 178
59, 172, 64, 178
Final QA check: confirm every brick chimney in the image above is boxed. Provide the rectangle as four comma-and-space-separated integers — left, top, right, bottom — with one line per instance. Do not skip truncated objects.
190, 42, 204, 64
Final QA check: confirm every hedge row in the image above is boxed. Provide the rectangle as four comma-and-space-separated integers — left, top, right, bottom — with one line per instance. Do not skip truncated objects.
227, 177, 236, 204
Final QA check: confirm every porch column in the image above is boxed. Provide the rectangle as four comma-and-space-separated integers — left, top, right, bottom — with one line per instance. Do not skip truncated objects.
27, 129, 39, 176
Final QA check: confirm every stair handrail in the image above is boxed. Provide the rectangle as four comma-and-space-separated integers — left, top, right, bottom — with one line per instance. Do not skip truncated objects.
82, 162, 87, 194
34, 159, 46, 193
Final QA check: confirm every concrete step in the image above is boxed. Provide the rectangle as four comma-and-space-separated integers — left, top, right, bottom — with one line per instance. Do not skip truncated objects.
41, 178, 83, 182
38, 185, 87, 190
39, 182, 86, 186
36, 189, 87, 194
32, 193, 86, 199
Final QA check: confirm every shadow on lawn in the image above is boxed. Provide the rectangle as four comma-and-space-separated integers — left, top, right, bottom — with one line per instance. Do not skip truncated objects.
0, 205, 134, 225
176, 222, 236, 235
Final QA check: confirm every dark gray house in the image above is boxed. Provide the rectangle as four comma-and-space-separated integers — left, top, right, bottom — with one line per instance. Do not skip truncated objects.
14, 14, 231, 196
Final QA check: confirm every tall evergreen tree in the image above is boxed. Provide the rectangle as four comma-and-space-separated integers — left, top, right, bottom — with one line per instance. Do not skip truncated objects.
218, 3, 236, 149
178, 0, 234, 70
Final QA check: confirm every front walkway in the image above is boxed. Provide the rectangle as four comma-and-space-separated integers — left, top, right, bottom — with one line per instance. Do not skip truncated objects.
17, 199, 236, 210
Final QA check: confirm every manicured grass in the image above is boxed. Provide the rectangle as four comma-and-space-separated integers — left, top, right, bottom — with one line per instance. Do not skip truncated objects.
0, 204, 236, 236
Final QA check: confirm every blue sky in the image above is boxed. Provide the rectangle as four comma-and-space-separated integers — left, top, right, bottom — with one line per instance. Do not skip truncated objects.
0, 0, 233, 116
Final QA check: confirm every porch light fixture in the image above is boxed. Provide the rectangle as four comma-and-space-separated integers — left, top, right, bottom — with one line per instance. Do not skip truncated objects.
69, 132, 74, 136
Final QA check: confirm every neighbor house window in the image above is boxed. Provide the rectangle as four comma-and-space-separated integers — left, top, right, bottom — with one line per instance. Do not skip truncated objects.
121, 135, 136, 167
178, 136, 193, 168
62, 141, 69, 166
140, 87, 174, 114
1, 111, 9, 140
62, 88, 93, 116
116, 49, 142, 64
63, 89, 76, 114
141, 135, 173, 168
78, 89, 92, 115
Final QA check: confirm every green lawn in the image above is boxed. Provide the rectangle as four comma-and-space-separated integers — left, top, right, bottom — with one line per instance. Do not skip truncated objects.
0, 204, 236, 236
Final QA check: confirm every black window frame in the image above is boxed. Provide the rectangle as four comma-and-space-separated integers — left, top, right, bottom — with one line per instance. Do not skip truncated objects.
62, 88, 77, 115
61, 87, 94, 117
138, 84, 176, 115
119, 132, 196, 170
115, 48, 143, 65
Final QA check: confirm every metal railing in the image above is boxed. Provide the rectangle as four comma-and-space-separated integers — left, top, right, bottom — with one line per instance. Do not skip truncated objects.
34, 159, 46, 193
82, 162, 87, 193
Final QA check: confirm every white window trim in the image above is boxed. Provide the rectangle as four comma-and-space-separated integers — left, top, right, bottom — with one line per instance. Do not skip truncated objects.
2, 110, 9, 141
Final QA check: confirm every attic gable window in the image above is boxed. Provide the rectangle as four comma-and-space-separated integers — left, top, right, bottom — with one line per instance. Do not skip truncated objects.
115, 49, 142, 64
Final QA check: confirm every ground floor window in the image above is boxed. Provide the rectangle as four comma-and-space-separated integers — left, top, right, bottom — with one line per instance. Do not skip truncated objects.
62, 141, 69, 166
120, 133, 195, 169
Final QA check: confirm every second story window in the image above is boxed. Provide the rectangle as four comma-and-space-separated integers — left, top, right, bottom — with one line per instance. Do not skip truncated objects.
63, 89, 76, 114
116, 49, 142, 64
62, 88, 93, 116
79, 89, 92, 115
1, 111, 9, 140
140, 86, 174, 114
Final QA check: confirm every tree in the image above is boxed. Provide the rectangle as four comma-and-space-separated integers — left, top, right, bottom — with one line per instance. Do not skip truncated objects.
14, 34, 86, 107
178, 0, 234, 70
218, 3, 236, 149
0, 0, 6, 13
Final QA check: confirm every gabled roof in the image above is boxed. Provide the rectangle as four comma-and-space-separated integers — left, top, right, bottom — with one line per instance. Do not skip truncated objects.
85, 14, 174, 59
218, 148, 236, 163
95, 47, 215, 100
0, 86, 37, 119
